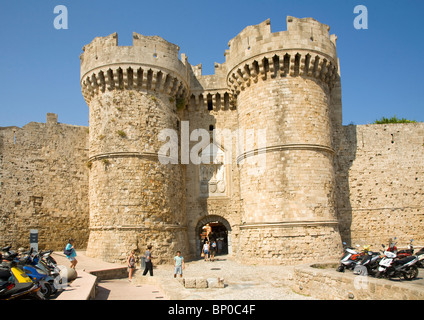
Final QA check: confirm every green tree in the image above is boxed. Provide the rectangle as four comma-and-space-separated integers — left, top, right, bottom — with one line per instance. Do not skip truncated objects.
374, 115, 416, 124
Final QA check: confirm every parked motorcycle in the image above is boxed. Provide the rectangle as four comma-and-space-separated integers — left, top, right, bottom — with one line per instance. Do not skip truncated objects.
2, 246, 59, 299
353, 247, 382, 276
397, 239, 414, 259
337, 243, 365, 272
0, 247, 44, 300
375, 244, 419, 280
39, 250, 58, 270
22, 264, 55, 298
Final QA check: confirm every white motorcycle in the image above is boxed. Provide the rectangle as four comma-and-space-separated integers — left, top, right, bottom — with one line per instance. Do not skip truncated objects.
376, 245, 419, 280
337, 243, 362, 272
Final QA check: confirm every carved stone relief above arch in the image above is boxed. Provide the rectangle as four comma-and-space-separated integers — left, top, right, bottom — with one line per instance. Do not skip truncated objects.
199, 143, 229, 198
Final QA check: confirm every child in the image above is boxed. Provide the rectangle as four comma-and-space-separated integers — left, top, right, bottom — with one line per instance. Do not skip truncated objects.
173, 251, 185, 278
65, 239, 78, 269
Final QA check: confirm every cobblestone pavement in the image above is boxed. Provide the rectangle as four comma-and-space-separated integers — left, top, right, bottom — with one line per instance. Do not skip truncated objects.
133, 254, 316, 300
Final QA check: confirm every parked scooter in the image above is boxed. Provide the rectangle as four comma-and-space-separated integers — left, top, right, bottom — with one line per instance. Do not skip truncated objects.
353, 246, 382, 276
397, 239, 414, 259
22, 265, 55, 298
3, 246, 59, 298
375, 244, 419, 280
21, 248, 60, 297
39, 250, 58, 270
337, 243, 364, 272
0, 247, 44, 300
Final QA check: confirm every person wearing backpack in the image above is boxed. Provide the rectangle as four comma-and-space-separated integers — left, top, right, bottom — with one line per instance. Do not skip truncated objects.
64, 239, 78, 269
210, 240, 217, 262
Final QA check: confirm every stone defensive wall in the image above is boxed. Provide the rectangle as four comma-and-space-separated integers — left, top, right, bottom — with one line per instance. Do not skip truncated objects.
0, 114, 89, 250
337, 122, 424, 248
1, 119, 422, 253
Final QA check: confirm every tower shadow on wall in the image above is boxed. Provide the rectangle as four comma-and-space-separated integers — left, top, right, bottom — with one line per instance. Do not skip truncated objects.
335, 124, 357, 246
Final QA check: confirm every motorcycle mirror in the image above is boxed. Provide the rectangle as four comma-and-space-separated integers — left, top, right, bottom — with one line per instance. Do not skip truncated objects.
382, 244, 385, 248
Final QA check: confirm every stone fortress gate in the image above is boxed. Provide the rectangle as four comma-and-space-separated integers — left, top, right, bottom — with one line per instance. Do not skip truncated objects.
1, 16, 422, 265
80, 16, 343, 264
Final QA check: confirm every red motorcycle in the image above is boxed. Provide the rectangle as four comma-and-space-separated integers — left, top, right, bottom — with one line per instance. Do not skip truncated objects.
396, 239, 414, 259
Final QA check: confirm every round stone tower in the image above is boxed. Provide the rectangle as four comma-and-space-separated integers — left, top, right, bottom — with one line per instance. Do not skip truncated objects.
80, 32, 190, 263
225, 17, 343, 264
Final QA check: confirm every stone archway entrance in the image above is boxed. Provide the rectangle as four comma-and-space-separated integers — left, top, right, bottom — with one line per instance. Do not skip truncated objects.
195, 215, 232, 257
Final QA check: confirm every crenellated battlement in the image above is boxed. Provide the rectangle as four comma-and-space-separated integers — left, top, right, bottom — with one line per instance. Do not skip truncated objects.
80, 16, 339, 110
223, 17, 339, 95
226, 50, 339, 95
224, 17, 337, 69
80, 32, 190, 104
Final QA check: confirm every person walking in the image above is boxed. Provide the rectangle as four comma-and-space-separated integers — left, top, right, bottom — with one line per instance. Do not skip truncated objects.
142, 245, 154, 276
210, 240, 217, 262
173, 251, 185, 278
202, 241, 210, 262
127, 250, 136, 282
65, 239, 78, 269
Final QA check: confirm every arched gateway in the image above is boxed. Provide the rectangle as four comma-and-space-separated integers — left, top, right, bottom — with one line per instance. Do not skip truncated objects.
195, 215, 232, 257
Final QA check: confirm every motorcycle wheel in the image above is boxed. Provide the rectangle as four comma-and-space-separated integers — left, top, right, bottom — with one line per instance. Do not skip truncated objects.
336, 265, 345, 272
403, 266, 418, 280
40, 282, 53, 298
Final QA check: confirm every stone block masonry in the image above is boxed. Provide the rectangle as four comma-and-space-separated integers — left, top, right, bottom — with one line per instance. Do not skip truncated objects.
0, 114, 89, 250
337, 123, 424, 249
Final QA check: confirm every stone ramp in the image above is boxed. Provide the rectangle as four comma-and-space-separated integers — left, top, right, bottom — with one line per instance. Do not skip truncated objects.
52, 250, 128, 279
52, 251, 166, 300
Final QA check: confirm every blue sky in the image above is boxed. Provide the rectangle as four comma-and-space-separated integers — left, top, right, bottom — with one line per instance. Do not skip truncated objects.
0, 0, 423, 127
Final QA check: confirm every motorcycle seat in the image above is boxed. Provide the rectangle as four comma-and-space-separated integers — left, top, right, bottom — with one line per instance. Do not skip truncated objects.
395, 256, 415, 265
0, 268, 11, 281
